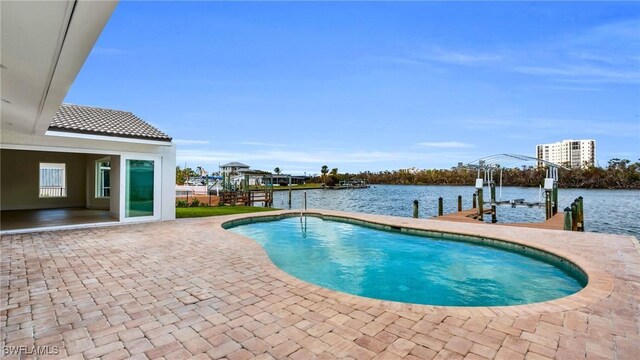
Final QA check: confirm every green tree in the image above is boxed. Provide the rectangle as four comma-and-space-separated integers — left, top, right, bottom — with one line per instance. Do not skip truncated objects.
176, 166, 186, 185
274, 167, 281, 175
321, 165, 329, 185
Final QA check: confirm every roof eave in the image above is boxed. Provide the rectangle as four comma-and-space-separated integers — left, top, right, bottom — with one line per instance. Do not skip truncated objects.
46, 129, 173, 146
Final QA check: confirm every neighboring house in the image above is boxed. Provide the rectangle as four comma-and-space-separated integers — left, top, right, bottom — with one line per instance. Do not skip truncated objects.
220, 162, 251, 176
0, 1, 176, 232
263, 174, 307, 186
219, 162, 308, 187
220, 162, 264, 186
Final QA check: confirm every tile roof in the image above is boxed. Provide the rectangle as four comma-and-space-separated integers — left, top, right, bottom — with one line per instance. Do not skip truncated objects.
49, 104, 172, 142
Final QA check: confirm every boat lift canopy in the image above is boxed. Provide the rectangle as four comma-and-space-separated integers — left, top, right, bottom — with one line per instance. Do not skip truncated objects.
465, 153, 569, 171
463, 154, 567, 207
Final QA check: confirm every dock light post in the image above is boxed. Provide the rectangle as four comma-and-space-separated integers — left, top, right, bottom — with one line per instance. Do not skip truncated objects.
438, 197, 443, 216
457, 195, 462, 212
413, 200, 419, 218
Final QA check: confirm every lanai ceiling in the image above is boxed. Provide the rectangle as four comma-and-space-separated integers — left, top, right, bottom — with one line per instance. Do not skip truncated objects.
1, 0, 117, 136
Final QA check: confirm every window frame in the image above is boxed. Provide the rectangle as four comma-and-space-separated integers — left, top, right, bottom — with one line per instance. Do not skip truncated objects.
95, 160, 111, 198
39, 162, 67, 198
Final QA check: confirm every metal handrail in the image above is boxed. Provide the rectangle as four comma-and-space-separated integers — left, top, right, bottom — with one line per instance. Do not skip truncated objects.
39, 187, 67, 197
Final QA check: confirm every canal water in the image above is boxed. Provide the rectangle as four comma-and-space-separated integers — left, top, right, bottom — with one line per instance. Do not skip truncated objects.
272, 185, 640, 237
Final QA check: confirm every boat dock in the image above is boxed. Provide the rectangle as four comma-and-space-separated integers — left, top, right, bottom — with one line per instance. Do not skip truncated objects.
437, 206, 567, 230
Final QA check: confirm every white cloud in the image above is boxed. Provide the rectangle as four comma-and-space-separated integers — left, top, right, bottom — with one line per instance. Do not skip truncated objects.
370, 47, 502, 67
417, 141, 474, 148
176, 148, 475, 173
239, 141, 290, 147
416, 46, 503, 66
173, 139, 210, 145
514, 65, 640, 84
458, 117, 640, 138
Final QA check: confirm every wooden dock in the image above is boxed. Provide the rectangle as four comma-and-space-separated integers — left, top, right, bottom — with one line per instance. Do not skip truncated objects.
506, 211, 565, 230
437, 207, 566, 230
219, 190, 273, 206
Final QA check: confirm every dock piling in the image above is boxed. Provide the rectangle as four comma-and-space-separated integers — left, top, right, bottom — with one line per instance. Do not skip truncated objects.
438, 197, 443, 216
457, 195, 462, 212
288, 186, 292, 209
571, 202, 578, 231
490, 183, 497, 223
413, 200, 419, 218
564, 207, 572, 231
472, 193, 477, 209
577, 196, 584, 231
477, 189, 484, 221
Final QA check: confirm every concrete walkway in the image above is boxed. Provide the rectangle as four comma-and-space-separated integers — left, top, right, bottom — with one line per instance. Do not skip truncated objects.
1, 210, 638, 359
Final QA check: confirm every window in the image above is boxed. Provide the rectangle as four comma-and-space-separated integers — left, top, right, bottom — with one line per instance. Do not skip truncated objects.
39, 163, 66, 197
96, 161, 111, 198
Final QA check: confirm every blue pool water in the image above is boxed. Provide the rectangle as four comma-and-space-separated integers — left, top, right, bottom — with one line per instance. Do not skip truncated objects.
227, 216, 586, 306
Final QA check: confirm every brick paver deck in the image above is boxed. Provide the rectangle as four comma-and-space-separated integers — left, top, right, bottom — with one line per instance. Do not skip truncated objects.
1, 209, 638, 359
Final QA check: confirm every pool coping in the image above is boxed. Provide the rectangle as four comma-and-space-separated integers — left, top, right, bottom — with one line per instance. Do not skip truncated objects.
217, 209, 618, 318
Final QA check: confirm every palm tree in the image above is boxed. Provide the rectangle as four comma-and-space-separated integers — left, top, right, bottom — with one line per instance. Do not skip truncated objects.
321, 165, 329, 185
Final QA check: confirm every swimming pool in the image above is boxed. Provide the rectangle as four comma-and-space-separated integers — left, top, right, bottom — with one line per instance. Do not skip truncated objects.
226, 215, 587, 306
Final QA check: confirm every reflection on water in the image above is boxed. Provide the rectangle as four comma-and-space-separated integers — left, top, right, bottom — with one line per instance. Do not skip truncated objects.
272, 185, 639, 237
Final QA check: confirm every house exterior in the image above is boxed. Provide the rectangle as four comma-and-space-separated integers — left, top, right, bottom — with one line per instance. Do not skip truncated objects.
219, 162, 264, 187
262, 174, 307, 186
1, 1, 176, 232
220, 162, 251, 176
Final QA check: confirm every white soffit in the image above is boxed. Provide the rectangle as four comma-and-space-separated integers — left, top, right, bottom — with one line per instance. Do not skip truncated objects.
0, 0, 117, 136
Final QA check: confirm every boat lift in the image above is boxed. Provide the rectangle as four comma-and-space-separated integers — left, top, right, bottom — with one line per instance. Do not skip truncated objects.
465, 154, 568, 222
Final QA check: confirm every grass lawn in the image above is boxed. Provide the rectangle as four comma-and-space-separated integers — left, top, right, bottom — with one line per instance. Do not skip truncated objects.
176, 206, 278, 218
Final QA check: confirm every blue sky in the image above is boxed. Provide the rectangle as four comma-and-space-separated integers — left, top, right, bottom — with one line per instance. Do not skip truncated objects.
66, 1, 640, 174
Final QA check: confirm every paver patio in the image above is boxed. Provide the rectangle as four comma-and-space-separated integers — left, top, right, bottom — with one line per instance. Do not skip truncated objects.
1, 209, 638, 359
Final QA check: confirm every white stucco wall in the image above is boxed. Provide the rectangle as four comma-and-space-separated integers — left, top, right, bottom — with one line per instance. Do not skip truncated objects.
1, 149, 87, 210
1, 129, 176, 221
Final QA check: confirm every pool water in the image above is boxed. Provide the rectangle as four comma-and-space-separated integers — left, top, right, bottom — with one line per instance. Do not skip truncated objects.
228, 216, 586, 306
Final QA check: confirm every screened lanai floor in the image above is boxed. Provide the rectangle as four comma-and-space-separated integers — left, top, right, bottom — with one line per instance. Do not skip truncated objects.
0, 208, 116, 232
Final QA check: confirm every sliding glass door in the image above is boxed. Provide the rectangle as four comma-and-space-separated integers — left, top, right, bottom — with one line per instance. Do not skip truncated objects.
125, 159, 155, 218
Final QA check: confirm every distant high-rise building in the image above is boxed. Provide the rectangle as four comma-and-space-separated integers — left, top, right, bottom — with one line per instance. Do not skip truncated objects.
536, 139, 596, 168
